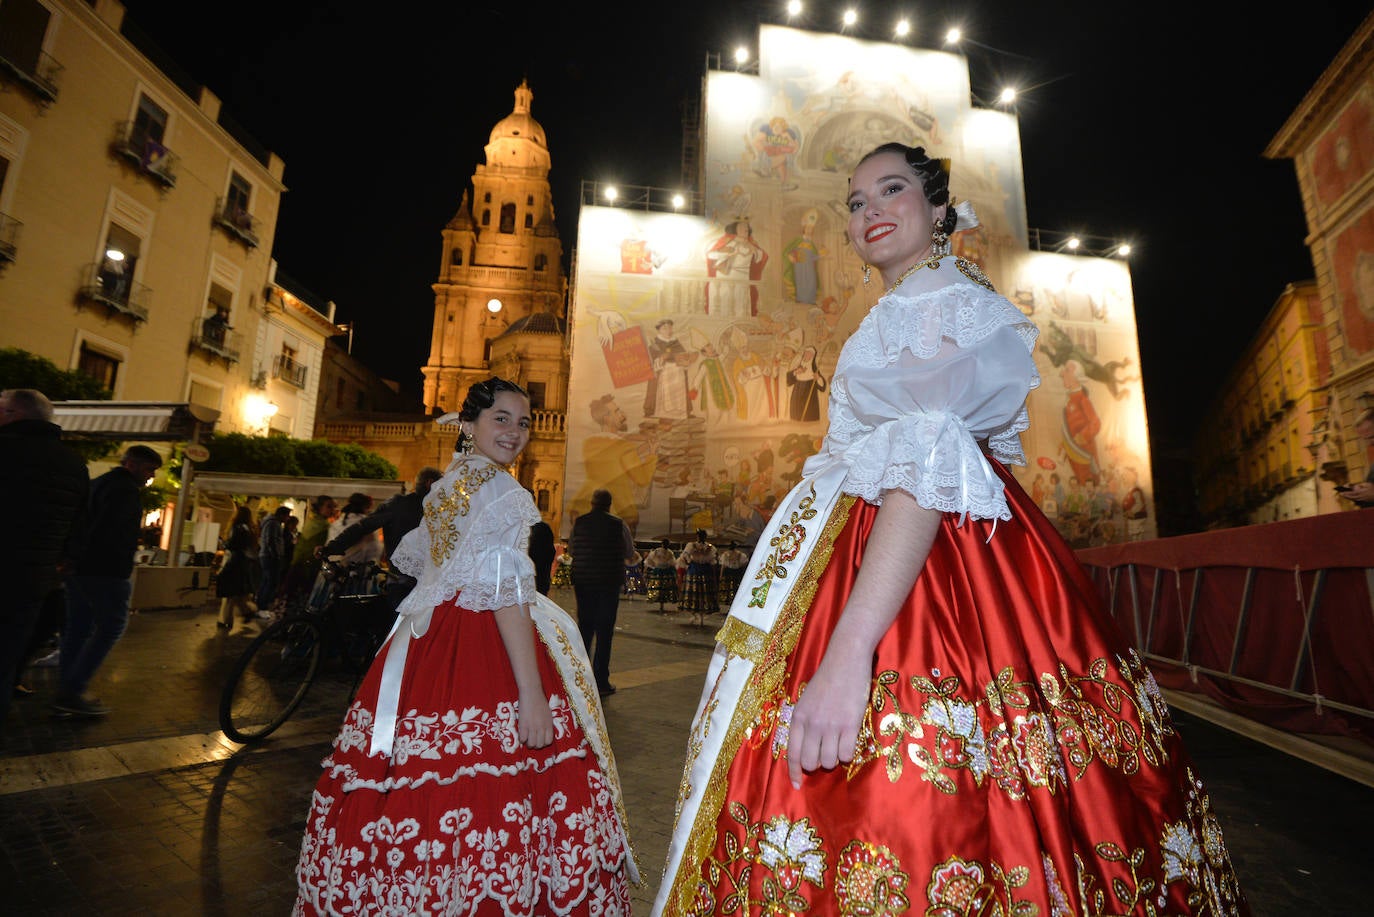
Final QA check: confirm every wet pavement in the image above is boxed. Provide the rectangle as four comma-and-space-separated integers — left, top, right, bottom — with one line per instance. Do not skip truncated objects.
1, 587, 1371, 915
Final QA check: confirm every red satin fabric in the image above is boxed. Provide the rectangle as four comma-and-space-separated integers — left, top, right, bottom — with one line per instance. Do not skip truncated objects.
681, 462, 1250, 916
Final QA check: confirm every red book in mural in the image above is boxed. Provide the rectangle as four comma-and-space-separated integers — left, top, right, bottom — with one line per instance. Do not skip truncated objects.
604, 325, 654, 387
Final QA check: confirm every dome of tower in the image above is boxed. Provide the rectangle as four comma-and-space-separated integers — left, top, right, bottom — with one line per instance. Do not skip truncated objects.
489, 80, 547, 149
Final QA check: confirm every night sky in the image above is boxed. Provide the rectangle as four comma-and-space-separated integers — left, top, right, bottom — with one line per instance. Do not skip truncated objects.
118, 1, 1370, 453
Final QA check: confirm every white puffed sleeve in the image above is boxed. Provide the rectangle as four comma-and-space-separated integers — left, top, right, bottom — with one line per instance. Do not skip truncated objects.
803, 275, 1039, 521
391, 459, 541, 615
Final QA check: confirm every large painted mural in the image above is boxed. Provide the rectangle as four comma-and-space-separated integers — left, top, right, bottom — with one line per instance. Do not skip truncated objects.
563, 25, 1155, 548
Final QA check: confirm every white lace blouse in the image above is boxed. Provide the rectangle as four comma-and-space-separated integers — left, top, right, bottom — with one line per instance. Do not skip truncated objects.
389, 454, 540, 614
801, 255, 1040, 521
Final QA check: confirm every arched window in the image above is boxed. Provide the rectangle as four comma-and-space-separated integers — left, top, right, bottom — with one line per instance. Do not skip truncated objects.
534, 253, 547, 272
481, 209, 490, 226
524, 213, 533, 229
451, 248, 463, 265
483, 192, 491, 203
500, 203, 516, 233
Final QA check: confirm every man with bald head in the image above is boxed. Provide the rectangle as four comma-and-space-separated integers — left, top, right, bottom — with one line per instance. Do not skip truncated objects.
0, 389, 89, 737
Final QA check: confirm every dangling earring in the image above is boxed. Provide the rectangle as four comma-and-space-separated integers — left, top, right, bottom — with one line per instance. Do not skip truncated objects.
931, 218, 950, 258
862, 263, 872, 285
459, 427, 474, 455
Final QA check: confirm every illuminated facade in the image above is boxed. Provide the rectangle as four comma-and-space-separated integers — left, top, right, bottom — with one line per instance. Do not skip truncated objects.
1196, 12, 1374, 528
421, 81, 568, 417
563, 25, 1155, 546
0, 0, 324, 439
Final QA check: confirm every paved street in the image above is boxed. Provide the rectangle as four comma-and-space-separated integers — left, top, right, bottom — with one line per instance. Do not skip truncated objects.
2, 588, 1371, 915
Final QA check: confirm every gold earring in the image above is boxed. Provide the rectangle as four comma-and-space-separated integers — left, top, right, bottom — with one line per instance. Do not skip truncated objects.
931, 219, 950, 258
862, 264, 872, 285
459, 428, 474, 455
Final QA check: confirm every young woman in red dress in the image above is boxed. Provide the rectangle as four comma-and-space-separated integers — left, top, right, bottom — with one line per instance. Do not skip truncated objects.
295, 377, 637, 916
653, 146, 1249, 916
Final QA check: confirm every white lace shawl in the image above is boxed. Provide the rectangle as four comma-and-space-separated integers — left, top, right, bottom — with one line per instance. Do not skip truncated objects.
389, 456, 540, 614
801, 256, 1040, 521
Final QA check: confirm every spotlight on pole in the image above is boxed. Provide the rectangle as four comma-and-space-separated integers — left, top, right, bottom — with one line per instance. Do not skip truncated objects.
895, 19, 911, 38
672, 193, 686, 210
945, 27, 962, 45
786, 0, 802, 16
604, 186, 618, 203
842, 9, 857, 28
734, 46, 749, 68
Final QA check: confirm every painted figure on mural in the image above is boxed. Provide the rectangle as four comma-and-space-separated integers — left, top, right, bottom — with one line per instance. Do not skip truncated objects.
571, 393, 658, 536
706, 219, 769, 318
751, 115, 802, 190
782, 207, 827, 304
688, 329, 735, 426
1059, 359, 1101, 484
727, 325, 774, 423
786, 344, 828, 422
643, 318, 694, 420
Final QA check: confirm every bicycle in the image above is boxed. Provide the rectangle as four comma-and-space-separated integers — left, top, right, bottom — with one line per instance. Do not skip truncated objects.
218, 558, 395, 743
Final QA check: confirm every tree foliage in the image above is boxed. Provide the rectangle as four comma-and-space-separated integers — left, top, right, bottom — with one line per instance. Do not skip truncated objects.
189, 433, 397, 481
0, 347, 119, 461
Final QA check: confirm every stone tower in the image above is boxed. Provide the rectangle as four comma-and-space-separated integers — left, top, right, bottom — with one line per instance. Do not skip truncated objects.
422, 80, 567, 415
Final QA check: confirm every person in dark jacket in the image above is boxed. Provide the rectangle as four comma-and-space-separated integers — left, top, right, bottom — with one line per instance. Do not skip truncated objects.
56, 443, 163, 717
215, 504, 259, 630
318, 466, 443, 612
528, 519, 555, 596
568, 488, 636, 696
0, 389, 89, 736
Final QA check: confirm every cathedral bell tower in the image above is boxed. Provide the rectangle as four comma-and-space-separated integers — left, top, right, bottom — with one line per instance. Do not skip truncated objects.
422, 80, 567, 415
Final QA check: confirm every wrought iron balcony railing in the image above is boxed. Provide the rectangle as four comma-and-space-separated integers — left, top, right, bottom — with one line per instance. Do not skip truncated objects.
78, 261, 150, 321
0, 47, 62, 102
190, 316, 241, 364
110, 121, 178, 188
0, 212, 20, 265
272, 354, 308, 389
213, 197, 261, 248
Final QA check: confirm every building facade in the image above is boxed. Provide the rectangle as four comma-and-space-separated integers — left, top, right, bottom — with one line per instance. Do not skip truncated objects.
0, 0, 331, 438
1196, 12, 1374, 527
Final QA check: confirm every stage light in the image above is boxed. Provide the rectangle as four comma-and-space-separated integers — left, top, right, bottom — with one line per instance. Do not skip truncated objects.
842, 9, 857, 28
672, 193, 686, 209
734, 46, 749, 66
487, 298, 503, 313
1066, 237, 1081, 251
895, 19, 911, 38
1116, 243, 1132, 257
604, 186, 618, 202
998, 87, 1017, 105
786, 0, 802, 16
945, 28, 962, 45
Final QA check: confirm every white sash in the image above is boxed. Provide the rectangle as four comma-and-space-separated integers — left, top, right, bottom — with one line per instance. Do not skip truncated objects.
651, 460, 852, 915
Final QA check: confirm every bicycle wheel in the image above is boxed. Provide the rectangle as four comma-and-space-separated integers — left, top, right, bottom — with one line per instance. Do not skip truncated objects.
218, 615, 324, 743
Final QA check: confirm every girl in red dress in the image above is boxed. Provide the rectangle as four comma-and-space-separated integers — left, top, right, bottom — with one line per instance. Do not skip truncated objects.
653, 146, 1249, 916
295, 378, 637, 916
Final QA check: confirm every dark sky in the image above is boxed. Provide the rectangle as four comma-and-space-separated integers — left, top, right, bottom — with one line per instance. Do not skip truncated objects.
119, 1, 1370, 452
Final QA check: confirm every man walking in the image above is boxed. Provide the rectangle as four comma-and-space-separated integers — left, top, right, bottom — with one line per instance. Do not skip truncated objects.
319, 466, 443, 612
56, 444, 163, 717
569, 488, 636, 697
0, 389, 89, 737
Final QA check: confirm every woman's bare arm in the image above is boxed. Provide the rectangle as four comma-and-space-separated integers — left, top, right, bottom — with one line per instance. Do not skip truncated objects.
786, 488, 941, 788
493, 604, 554, 748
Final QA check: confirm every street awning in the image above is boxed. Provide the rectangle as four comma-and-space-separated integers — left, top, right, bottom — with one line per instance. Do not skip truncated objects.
191, 471, 405, 502
52, 401, 220, 441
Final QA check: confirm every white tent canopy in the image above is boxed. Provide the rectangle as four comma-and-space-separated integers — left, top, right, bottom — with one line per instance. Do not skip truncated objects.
191, 471, 405, 501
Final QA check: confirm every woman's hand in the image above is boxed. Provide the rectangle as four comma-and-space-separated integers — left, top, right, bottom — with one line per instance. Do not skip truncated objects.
786, 648, 871, 789
518, 688, 555, 749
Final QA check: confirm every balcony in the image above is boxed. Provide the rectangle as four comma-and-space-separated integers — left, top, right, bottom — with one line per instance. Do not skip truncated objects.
212, 197, 260, 249
110, 122, 178, 188
0, 47, 61, 103
78, 261, 149, 322
272, 354, 308, 389
0, 212, 19, 266
189, 316, 241, 364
